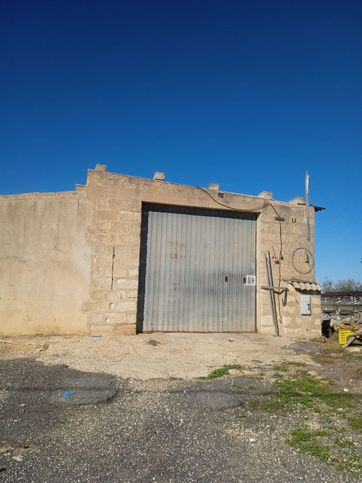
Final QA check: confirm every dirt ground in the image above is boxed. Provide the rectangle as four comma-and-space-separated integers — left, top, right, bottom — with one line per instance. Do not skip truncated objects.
0, 333, 318, 379
0, 333, 361, 482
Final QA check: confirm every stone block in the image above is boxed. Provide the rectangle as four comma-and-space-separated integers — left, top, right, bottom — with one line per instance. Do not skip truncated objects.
105, 311, 136, 324
90, 313, 105, 324
91, 277, 112, 289
259, 326, 276, 336
110, 300, 137, 312
128, 268, 139, 277
112, 263, 128, 278
89, 289, 107, 301
113, 324, 137, 336
95, 220, 109, 232
115, 278, 139, 289
94, 263, 111, 277
104, 291, 123, 302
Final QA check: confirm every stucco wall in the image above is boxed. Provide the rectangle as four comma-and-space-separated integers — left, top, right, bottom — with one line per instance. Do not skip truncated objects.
0, 191, 93, 335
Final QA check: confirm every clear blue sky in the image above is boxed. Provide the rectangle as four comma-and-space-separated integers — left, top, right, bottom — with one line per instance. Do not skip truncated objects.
1, 0, 361, 282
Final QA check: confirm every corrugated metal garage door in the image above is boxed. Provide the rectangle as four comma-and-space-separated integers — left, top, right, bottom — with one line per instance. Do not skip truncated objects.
140, 205, 256, 332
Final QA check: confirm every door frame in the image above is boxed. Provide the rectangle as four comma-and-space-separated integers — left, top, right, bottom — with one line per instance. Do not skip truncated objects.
136, 202, 258, 333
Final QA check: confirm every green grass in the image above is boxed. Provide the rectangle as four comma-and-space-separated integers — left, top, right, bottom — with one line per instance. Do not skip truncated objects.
251, 373, 354, 412
335, 438, 354, 449
206, 364, 243, 379
289, 428, 327, 441
277, 375, 353, 409
335, 447, 362, 475
348, 415, 362, 432
240, 348, 362, 478
272, 364, 289, 372
288, 429, 329, 462
287, 428, 362, 475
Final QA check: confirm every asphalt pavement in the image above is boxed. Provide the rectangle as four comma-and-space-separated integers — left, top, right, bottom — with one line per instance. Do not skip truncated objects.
0, 358, 351, 482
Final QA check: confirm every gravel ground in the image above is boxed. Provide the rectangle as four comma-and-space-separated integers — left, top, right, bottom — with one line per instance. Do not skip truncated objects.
0, 333, 317, 379
0, 356, 356, 482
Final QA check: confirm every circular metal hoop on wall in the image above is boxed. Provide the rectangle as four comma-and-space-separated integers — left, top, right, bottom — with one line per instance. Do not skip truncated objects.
291, 247, 314, 274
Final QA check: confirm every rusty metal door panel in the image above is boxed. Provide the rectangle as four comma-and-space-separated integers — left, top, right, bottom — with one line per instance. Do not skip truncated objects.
141, 205, 256, 332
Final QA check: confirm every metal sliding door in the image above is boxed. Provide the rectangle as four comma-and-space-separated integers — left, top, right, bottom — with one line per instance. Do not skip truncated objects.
141, 205, 256, 332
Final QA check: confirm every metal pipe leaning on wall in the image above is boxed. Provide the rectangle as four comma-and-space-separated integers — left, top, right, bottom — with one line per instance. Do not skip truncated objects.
265, 253, 279, 337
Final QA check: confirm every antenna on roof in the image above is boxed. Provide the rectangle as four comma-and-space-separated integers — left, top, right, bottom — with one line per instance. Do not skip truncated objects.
305, 171, 310, 242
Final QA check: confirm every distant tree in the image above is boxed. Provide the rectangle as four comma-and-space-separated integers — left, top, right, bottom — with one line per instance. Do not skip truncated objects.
321, 278, 334, 292
321, 278, 362, 292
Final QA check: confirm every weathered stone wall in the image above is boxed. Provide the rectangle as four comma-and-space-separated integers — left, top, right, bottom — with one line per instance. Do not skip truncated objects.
85, 169, 321, 338
0, 168, 321, 337
279, 285, 321, 338
0, 191, 93, 335
257, 203, 319, 336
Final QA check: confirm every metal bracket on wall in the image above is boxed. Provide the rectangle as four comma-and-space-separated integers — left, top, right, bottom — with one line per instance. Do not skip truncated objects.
262, 285, 289, 307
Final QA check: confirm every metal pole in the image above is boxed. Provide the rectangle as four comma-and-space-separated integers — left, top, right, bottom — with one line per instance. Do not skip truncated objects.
265, 254, 279, 336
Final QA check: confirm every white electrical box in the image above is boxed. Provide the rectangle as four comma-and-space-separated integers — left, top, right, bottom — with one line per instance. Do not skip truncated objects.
243, 275, 256, 286
300, 294, 311, 315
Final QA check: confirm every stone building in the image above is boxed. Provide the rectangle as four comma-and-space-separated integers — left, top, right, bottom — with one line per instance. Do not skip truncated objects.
0, 165, 322, 338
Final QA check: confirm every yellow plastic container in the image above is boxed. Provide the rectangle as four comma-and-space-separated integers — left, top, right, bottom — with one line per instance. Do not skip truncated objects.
338, 329, 355, 345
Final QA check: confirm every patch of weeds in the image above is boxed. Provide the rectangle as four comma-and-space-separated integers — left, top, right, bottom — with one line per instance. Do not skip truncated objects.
288, 361, 307, 367
348, 415, 362, 432
288, 430, 362, 477
273, 373, 285, 381
250, 370, 361, 478
241, 347, 362, 478
335, 437, 354, 449
206, 364, 243, 379
273, 375, 354, 410
288, 428, 329, 462
272, 363, 289, 372
251, 374, 353, 413
335, 449, 362, 475
38, 343, 49, 352
312, 341, 362, 366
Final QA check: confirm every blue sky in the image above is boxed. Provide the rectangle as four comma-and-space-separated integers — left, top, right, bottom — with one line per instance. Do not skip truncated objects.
1, 0, 361, 282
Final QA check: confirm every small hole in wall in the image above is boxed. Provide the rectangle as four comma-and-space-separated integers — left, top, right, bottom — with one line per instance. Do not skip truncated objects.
218, 192, 224, 198
109, 303, 115, 310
